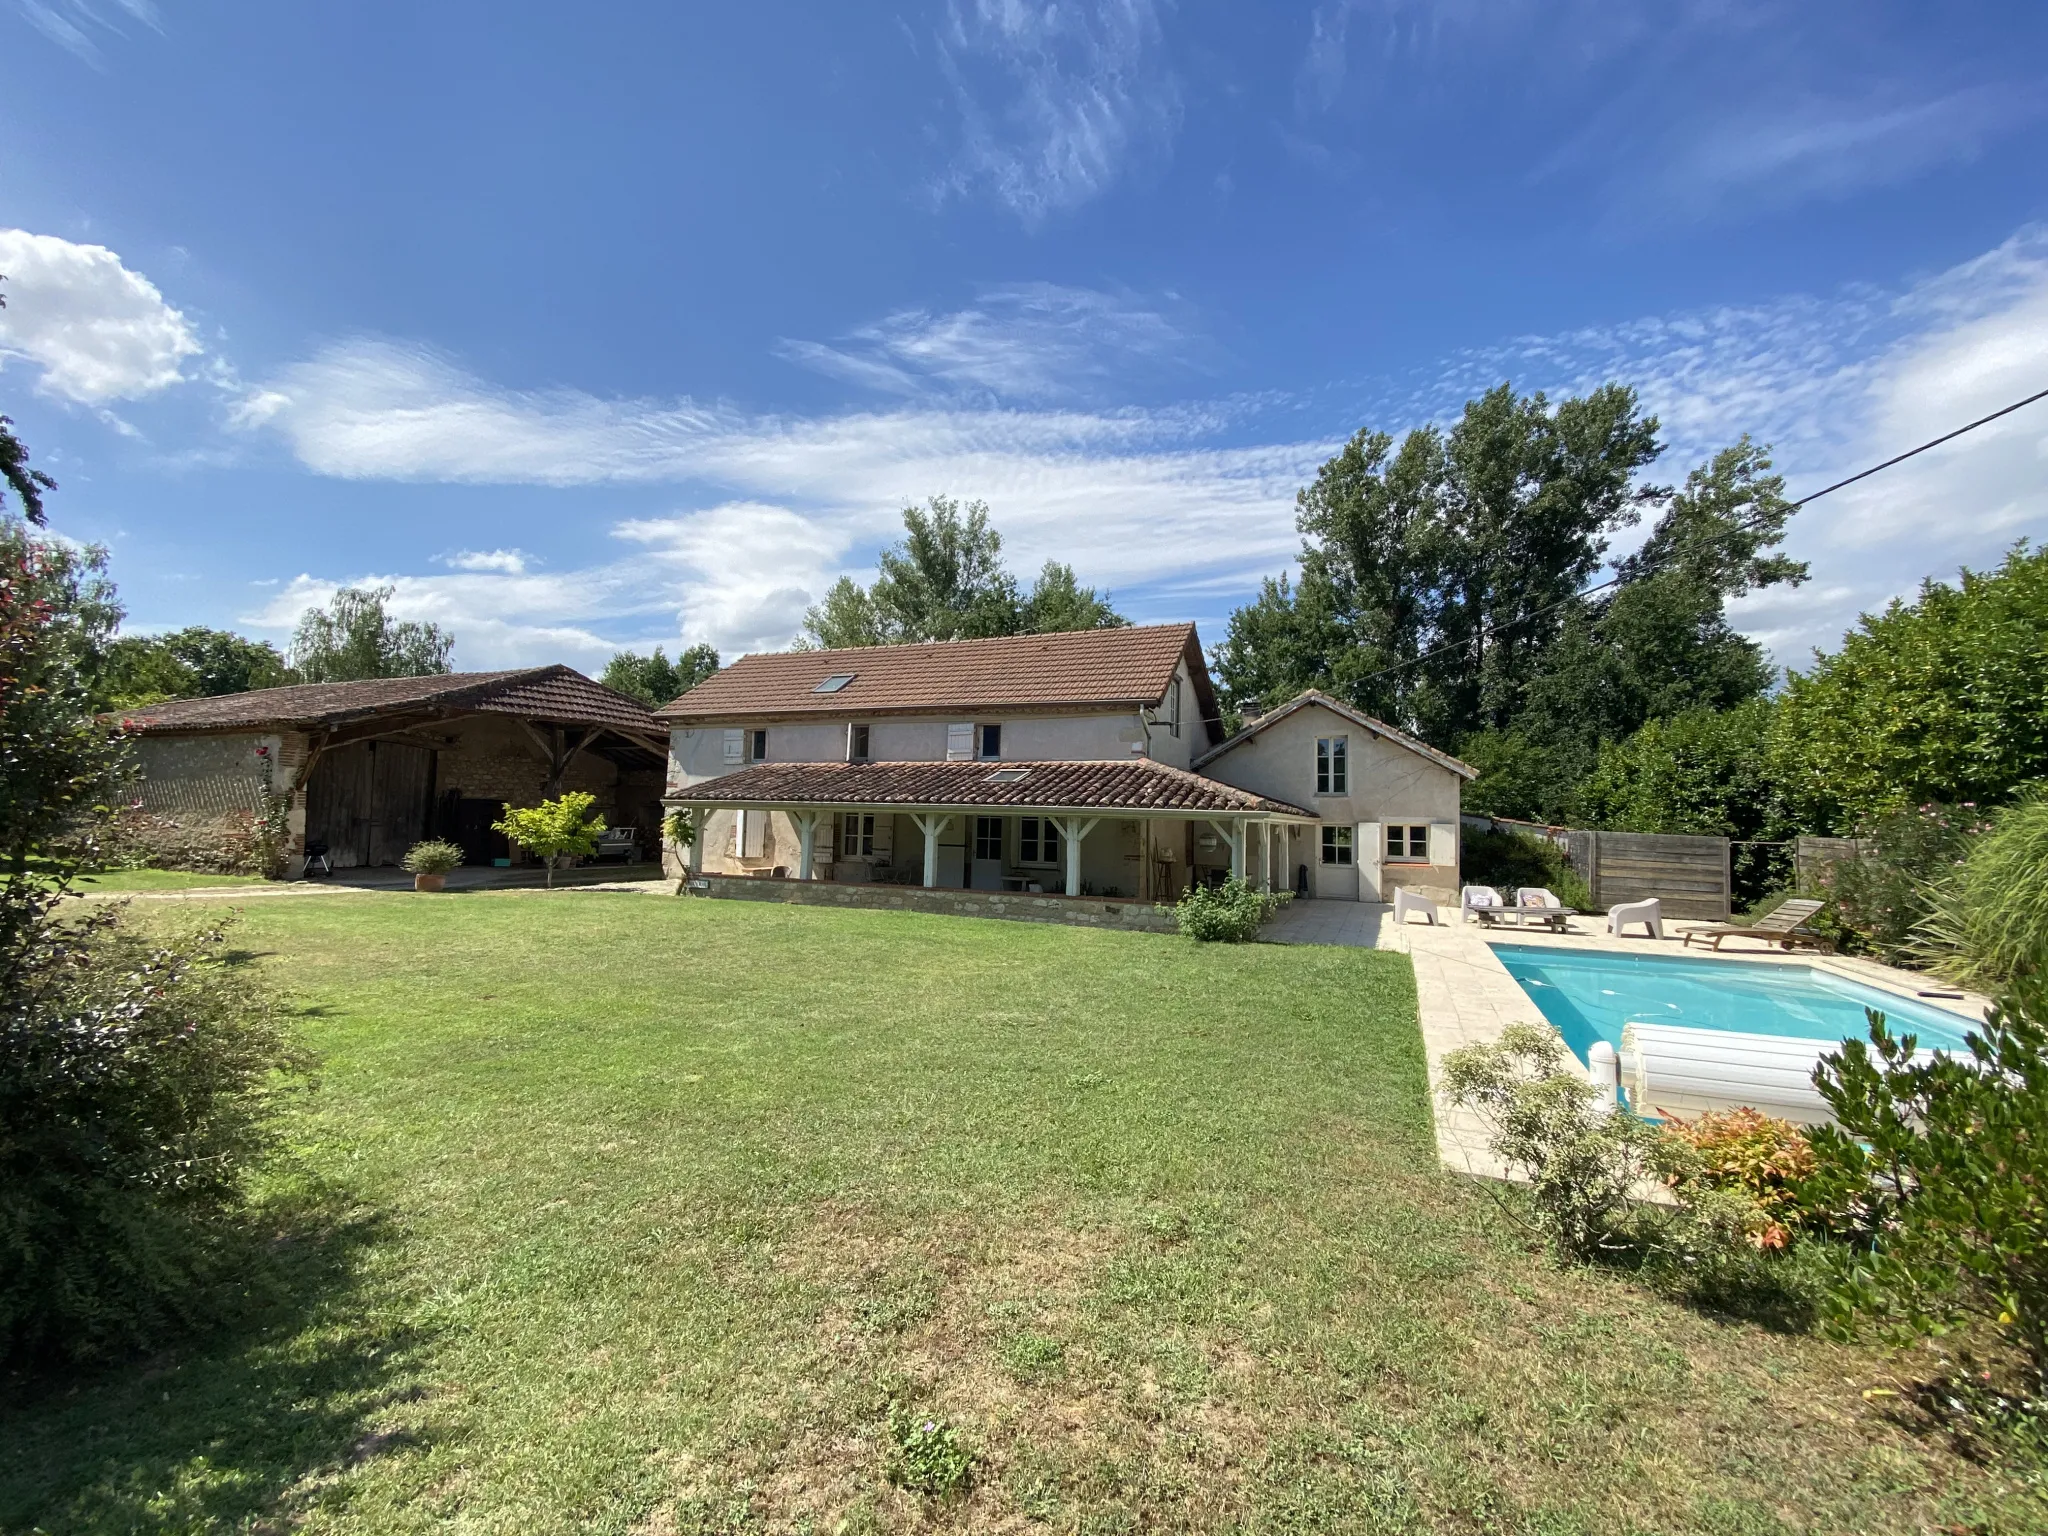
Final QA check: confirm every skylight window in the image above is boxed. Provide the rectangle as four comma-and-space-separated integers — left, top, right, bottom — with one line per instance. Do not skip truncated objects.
987, 768, 1031, 783
813, 673, 856, 694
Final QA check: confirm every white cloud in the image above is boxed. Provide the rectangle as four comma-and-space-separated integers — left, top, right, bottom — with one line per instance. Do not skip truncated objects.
775, 283, 1200, 402
440, 548, 532, 575
0, 228, 202, 404
934, 0, 1181, 225
15, 1, 160, 65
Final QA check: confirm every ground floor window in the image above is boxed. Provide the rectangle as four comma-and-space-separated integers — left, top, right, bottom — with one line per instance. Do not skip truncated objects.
842, 813, 875, 856
1386, 823, 1429, 862
1321, 825, 1353, 865
973, 816, 1003, 861
1019, 816, 1063, 865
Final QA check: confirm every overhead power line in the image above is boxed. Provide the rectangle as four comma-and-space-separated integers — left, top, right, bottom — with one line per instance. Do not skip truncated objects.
1350, 384, 2048, 688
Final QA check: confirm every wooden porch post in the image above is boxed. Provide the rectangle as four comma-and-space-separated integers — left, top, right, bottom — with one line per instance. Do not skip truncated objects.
910, 813, 953, 887
793, 809, 824, 880
1050, 817, 1100, 897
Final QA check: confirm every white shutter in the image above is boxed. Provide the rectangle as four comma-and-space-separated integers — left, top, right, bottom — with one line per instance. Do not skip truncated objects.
872, 813, 893, 858
1358, 822, 1382, 901
1428, 821, 1455, 867
738, 809, 765, 858
946, 722, 974, 761
722, 729, 743, 764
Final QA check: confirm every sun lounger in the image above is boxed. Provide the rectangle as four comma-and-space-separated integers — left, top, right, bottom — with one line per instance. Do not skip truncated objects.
1394, 888, 1442, 926
1511, 887, 1574, 931
1607, 898, 1664, 939
1682, 898, 1832, 953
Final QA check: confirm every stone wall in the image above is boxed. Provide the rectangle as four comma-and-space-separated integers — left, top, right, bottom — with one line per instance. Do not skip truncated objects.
122, 731, 303, 874
681, 871, 1179, 933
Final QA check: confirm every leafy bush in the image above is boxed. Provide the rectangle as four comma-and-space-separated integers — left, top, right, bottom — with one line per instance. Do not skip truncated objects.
1171, 876, 1289, 942
1655, 1107, 1816, 1251
1460, 827, 1592, 911
493, 792, 606, 888
1804, 984, 2048, 1397
0, 901, 309, 1362
1439, 1022, 1661, 1263
400, 839, 465, 876
1916, 789, 2048, 990
1807, 802, 1990, 964
885, 1404, 973, 1496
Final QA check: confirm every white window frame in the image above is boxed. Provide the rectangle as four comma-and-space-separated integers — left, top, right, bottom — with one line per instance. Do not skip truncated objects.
1165, 677, 1182, 738
748, 728, 768, 763
1316, 735, 1348, 796
841, 813, 875, 857
1385, 823, 1429, 863
1018, 816, 1063, 867
1321, 825, 1353, 865
973, 815, 1004, 861
976, 722, 1002, 759
847, 723, 871, 762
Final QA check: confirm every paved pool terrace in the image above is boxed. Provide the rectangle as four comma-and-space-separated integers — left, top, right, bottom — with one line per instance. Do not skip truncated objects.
1260, 900, 1993, 1180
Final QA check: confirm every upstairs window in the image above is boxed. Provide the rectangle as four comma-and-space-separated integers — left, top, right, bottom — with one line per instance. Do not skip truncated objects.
977, 722, 1002, 759
1385, 823, 1429, 862
748, 728, 768, 762
847, 723, 871, 762
1316, 736, 1348, 795
1321, 825, 1354, 865
1019, 816, 1063, 866
973, 816, 1004, 861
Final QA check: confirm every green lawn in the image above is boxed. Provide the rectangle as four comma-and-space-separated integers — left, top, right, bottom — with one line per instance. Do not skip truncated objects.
69, 867, 272, 892
2, 894, 2039, 1534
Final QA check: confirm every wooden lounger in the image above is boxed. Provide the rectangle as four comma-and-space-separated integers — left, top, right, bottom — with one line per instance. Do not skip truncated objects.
1683, 898, 1832, 952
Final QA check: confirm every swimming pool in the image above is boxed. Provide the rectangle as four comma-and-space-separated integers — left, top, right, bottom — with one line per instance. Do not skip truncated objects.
1489, 943, 1979, 1065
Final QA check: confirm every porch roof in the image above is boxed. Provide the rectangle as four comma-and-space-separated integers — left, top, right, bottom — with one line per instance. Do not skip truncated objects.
665, 759, 1313, 819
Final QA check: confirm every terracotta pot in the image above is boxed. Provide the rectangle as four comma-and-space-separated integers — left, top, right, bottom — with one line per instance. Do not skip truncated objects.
413, 872, 447, 892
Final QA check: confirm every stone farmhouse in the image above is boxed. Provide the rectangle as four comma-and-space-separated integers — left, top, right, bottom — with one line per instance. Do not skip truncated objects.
659, 624, 1472, 914
118, 667, 666, 873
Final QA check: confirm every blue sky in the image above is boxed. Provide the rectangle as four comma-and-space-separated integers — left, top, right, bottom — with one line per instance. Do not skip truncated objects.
2, 1, 2045, 673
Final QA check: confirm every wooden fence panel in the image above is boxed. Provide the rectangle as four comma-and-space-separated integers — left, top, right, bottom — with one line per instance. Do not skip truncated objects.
1571, 830, 1731, 920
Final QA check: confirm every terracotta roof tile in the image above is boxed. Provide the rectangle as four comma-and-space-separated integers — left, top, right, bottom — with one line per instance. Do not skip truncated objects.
666, 758, 1311, 816
116, 666, 661, 736
657, 624, 1213, 725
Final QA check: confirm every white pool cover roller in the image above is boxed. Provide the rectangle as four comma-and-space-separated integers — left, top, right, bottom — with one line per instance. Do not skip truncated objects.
1619, 1023, 1941, 1126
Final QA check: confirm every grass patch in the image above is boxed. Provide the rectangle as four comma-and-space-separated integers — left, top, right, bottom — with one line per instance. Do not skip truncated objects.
72, 867, 273, 892
2, 894, 2042, 1533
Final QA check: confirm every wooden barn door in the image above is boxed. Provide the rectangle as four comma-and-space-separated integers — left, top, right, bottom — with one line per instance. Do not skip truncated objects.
306, 740, 434, 867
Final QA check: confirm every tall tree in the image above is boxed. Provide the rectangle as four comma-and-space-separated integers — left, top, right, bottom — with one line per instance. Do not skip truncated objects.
602, 642, 719, 707
92, 627, 290, 711
287, 585, 453, 682
1215, 382, 1662, 743
0, 278, 56, 529
803, 496, 1125, 648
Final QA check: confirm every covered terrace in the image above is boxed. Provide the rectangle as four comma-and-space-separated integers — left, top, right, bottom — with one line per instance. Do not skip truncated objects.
664, 758, 1316, 899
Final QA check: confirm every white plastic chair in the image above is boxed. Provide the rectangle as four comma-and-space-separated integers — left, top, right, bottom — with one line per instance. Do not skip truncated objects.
1394, 888, 1441, 926
1460, 884, 1504, 923
1607, 898, 1663, 939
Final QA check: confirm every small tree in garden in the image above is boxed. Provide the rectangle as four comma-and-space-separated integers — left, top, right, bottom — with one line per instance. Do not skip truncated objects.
493, 792, 605, 887
1440, 1022, 1663, 1263
1171, 876, 1288, 942
1805, 989, 2048, 1398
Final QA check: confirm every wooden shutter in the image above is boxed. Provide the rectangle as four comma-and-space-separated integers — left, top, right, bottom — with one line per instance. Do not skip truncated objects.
872, 813, 893, 858
946, 723, 973, 761
1428, 822, 1455, 867
722, 729, 743, 764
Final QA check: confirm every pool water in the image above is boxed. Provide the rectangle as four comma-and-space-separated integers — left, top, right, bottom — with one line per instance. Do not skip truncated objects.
1489, 943, 1979, 1065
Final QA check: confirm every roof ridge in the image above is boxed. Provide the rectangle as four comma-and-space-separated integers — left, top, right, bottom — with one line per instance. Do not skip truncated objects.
728, 621, 1194, 665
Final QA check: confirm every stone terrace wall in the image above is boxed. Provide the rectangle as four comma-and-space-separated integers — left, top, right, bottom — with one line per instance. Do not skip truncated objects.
684, 872, 1178, 933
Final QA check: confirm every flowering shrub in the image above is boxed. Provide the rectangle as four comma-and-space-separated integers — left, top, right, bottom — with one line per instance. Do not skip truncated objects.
1656, 1107, 1815, 1251
1172, 876, 1289, 943
886, 1404, 973, 1496
401, 839, 465, 876
1810, 802, 1991, 963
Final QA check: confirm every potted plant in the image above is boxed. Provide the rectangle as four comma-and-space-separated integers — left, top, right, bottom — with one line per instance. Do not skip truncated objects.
402, 839, 465, 892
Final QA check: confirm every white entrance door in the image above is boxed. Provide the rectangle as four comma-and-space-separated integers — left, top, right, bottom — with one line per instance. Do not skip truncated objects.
970, 815, 1004, 890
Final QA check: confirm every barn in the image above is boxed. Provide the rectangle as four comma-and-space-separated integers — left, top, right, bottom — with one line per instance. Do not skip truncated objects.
117, 667, 667, 874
